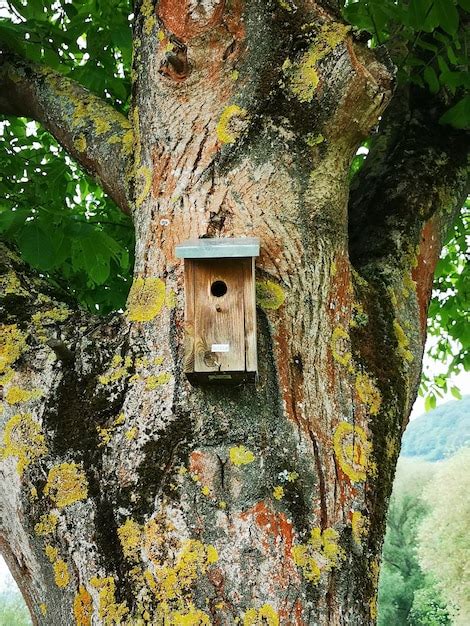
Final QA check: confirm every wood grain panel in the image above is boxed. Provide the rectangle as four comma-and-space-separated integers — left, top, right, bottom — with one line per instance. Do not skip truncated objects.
193, 259, 246, 372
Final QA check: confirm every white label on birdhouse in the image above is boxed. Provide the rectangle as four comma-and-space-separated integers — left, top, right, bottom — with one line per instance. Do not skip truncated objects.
211, 343, 230, 353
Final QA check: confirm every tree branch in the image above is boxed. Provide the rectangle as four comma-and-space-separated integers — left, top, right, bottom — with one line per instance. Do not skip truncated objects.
0, 49, 133, 215
349, 88, 469, 277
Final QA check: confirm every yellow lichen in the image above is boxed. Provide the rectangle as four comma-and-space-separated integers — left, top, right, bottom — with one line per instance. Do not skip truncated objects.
305, 133, 325, 147
53, 559, 70, 588
276, 0, 294, 12
125, 427, 138, 440
135, 165, 152, 207
30, 486, 38, 499
393, 319, 414, 363
121, 129, 134, 156
143, 536, 218, 621
73, 586, 93, 626
229, 445, 255, 466
201, 485, 210, 497
90, 576, 129, 625
165, 288, 177, 309
292, 527, 344, 584
5, 386, 43, 405
117, 518, 142, 560
145, 372, 171, 390
287, 471, 299, 482
350, 302, 369, 328
351, 511, 368, 546
44, 462, 88, 509
97, 426, 112, 447
355, 372, 382, 415
0, 324, 27, 377
40, 603, 47, 616
283, 23, 350, 102
126, 277, 166, 322
74, 134, 87, 152
35, 513, 58, 536
330, 326, 352, 367
1, 413, 47, 475
255, 280, 286, 310
45, 544, 59, 562
141, 0, 156, 36
333, 421, 371, 483
216, 105, 249, 144
243, 604, 279, 626
273, 485, 284, 500
0, 271, 28, 296
32, 307, 70, 341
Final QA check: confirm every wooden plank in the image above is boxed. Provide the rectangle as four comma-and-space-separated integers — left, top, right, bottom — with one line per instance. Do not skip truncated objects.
183, 260, 195, 374
193, 259, 245, 373
243, 258, 258, 374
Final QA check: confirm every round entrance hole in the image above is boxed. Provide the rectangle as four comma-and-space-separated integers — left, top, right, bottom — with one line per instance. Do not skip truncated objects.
211, 280, 228, 297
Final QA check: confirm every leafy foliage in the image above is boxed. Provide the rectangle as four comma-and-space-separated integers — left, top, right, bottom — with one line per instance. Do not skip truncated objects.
0, 117, 134, 314
421, 203, 470, 406
0, 0, 132, 109
0, 0, 134, 313
343, 0, 470, 129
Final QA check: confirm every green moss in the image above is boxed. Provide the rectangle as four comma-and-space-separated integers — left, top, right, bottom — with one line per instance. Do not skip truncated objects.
256, 280, 286, 310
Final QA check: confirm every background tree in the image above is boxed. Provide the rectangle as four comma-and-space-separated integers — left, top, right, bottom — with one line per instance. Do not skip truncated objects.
377, 458, 450, 625
0, 1, 468, 625
418, 447, 470, 625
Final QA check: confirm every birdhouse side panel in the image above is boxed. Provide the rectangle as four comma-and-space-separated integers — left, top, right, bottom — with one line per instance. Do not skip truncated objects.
242, 257, 257, 373
183, 260, 196, 374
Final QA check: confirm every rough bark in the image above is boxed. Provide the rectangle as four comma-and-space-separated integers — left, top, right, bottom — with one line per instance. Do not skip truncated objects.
0, 1, 468, 625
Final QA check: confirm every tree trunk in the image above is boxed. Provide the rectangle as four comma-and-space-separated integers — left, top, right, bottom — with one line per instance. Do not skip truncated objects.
0, 2, 468, 625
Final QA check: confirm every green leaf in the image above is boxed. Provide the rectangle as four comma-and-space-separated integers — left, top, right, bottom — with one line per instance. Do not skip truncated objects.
433, 0, 459, 35
16, 222, 61, 270
439, 96, 470, 129
451, 386, 462, 399
424, 66, 440, 93
424, 394, 437, 411
409, 0, 434, 28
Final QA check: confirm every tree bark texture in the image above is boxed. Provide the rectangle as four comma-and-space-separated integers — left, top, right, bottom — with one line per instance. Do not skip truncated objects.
0, 1, 468, 625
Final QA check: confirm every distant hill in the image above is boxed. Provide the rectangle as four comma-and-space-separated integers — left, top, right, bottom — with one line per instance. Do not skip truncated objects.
401, 395, 470, 461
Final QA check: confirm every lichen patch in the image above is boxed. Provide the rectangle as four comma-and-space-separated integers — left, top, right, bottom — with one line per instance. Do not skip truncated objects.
333, 421, 371, 483
126, 277, 166, 322
44, 462, 88, 508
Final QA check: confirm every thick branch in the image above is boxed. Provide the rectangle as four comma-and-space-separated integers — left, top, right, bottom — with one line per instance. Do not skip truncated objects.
0, 50, 133, 214
349, 88, 469, 275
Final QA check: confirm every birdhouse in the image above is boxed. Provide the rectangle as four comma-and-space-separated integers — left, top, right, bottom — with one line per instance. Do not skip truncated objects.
175, 237, 260, 385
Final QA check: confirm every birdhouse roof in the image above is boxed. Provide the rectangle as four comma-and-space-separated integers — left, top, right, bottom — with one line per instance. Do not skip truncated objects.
176, 237, 260, 259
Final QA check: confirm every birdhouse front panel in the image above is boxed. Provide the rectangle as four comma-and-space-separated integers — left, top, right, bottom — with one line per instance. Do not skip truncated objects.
176, 238, 259, 385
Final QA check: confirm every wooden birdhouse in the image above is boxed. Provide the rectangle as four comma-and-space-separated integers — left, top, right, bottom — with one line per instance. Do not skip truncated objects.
175, 237, 260, 385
